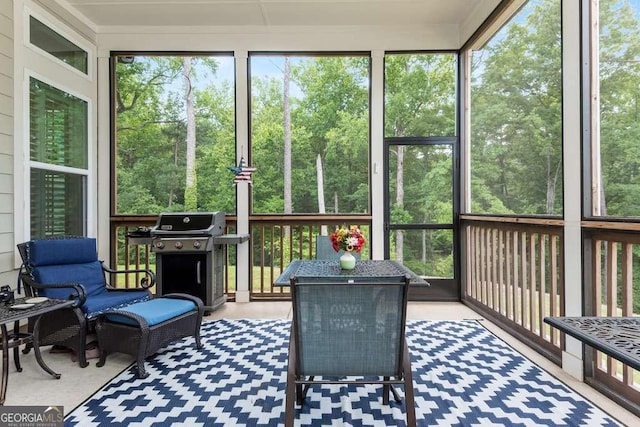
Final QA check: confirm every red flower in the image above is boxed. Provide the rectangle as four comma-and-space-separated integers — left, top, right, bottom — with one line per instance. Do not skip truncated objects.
329, 226, 366, 253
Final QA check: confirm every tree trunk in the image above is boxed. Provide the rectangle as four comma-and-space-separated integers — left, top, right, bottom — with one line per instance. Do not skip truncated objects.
283, 56, 292, 239
422, 229, 426, 264
169, 138, 179, 207
546, 154, 554, 214
546, 154, 563, 215
283, 57, 292, 215
396, 145, 405, 263
183, 57, 197, 210
317, 154, 327, 235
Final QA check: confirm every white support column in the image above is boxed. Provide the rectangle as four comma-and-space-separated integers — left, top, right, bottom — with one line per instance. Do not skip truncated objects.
370, 50, 385, 260
96, 52, 111, 257
561, 0, 584, 380
234, 50, 251, 303
460, 50, 472, 214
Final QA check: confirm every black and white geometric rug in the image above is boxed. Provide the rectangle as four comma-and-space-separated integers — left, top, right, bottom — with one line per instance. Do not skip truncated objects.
65, 319, 621, 426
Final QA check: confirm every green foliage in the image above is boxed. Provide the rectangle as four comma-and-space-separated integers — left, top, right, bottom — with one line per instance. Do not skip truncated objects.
384, 54, 456, 137
184, 185, 198, 211
470, 0, 563, 216
115, 56, 235, 214
391, 205, 412, 224
251, 56, 370, 214
598, 0, 640, 218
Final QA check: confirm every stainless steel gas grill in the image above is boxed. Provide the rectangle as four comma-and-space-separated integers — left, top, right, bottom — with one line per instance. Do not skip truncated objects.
150, 212, 248, 312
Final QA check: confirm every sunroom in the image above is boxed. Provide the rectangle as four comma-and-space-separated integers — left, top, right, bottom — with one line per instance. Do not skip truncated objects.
2, 0, 640, 424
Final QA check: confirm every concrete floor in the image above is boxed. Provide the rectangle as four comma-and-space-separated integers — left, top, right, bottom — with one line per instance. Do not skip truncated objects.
2, 301, 638, 425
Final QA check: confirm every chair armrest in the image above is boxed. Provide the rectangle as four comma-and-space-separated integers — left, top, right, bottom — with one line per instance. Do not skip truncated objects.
96, 310, 150, 331
100, 262, 156, 289
19, 273, 87, 308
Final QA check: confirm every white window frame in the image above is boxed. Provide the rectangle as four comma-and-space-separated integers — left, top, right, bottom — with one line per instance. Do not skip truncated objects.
14, 0, 97, 257
24, 6, 94, 81
23, 71, 94, 239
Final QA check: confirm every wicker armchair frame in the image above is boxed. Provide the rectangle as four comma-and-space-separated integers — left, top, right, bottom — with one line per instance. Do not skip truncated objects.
95, 293, 204, 378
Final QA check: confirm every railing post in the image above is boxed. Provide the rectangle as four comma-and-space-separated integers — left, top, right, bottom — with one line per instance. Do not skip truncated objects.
561, 0, 584, 382
235, 49, 251, 303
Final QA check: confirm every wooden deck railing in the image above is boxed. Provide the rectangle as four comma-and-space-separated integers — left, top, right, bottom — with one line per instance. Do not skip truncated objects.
583, 225, 640, 404
110, 216, 156, 290
462, 215, 639, 415
109, 215, 239, 299
109, 214, 371, 299
248, 215, 372, 298
461, 215, 565, 358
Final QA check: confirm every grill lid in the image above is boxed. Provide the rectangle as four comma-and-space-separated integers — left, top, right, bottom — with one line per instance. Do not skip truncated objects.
151, 212, 225, 236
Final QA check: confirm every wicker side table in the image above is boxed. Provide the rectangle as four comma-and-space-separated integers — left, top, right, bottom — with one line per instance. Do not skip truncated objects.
95, 293, 204, 378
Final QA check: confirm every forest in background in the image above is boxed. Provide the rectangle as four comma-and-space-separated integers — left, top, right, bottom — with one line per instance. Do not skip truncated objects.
114, 0, 640, 295
114, 0, 601, 219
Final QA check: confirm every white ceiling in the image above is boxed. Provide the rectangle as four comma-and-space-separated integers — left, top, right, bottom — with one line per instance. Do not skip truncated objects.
59, 0, 501, 29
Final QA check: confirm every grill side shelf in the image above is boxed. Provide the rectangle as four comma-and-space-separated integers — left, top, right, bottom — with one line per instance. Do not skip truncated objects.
213, 234, 250, 245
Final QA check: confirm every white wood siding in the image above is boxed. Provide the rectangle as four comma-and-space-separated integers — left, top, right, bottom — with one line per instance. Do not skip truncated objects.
0, 0, 13, 278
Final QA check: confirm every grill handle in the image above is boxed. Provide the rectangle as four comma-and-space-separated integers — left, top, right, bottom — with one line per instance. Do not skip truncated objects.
196, 261, 201, 285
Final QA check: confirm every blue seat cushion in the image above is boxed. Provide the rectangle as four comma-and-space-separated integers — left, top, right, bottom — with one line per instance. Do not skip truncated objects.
33, 261, 107, 298
105, 298, 196, 326
28, 238, 98, 266
83, 290, 151, 319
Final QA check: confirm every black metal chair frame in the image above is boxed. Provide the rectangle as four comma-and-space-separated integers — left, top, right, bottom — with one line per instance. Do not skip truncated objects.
285, 274, 416, 426
16, 238, 155, 368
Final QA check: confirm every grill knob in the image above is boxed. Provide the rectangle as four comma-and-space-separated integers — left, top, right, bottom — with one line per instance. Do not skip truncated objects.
156, 241, 165, 249
193, 240, 201, 249
175, 241, 183, 249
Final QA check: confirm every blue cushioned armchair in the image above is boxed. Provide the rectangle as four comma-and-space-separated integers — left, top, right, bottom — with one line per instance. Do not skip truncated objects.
17, 237, 154, 367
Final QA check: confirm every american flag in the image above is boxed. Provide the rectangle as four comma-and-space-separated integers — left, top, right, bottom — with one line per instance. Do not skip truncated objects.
228, 156, 257, 185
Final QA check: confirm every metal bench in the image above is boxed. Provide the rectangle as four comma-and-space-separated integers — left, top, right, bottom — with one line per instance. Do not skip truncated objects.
544, 316, 640, 371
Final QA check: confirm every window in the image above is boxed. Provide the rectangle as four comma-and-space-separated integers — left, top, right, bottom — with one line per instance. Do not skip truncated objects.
384, 53, 456, 138
592, 0, 640, 218
469, 0, 562, 216
113, 54, 236, 215
249, 54, 370, 214
29, 16, 88, 74
29, 77, 88, 238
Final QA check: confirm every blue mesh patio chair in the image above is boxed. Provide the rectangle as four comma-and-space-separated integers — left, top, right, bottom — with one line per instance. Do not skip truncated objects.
17, 237, 154, 367
315, 235, 361, 260
285, 274, 416, 426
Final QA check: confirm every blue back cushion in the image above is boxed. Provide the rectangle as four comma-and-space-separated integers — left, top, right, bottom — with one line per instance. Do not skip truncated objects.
33, 262, 106, 299
28, 238, 106, 299
28, 238, 98, 266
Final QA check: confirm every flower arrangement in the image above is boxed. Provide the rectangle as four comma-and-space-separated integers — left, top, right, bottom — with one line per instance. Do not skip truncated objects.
329, 226, 366, 253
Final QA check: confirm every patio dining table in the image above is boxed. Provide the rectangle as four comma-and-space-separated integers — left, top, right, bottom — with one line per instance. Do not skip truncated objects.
273, 259, 430, 286
1, 297, 75, 404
